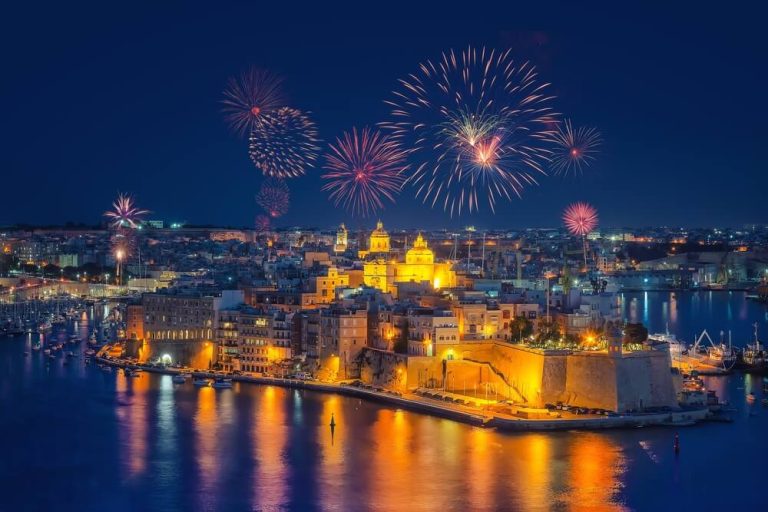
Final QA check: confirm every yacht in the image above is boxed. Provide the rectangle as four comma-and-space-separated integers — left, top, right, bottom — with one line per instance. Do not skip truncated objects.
193, 378, 211, 387
212, 378, 233, 389
172, 373, 190, 384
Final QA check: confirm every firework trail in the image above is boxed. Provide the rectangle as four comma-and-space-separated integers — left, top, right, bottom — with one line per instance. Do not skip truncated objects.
381, 46, 559, 216
563, 202, 598, 235
222, 67, 285, 137
256, 178, 290, 218
321, 127, 407, 217
549, 119, 602, 175
104, 193, 148, 229
248, 107, 320, 178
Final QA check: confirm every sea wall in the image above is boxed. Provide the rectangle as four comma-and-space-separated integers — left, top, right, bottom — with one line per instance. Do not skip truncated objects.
564, 351, 676, 412
362, 340, 676, 413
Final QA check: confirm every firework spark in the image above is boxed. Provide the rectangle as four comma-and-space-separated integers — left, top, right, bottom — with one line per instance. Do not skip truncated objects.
104, 193, 148, 229
549, 119, 602, 175
321, 127, 407, 217
254, 215, 271, 232
222, 67, 285, 137
256, 178, 290, 218
563, 202, 598, 236
110, 231, 135, 259
248, 107, 320, 178
381, 46, 559, 216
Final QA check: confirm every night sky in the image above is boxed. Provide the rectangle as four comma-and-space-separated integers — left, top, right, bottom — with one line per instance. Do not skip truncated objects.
2, 3, 765, 230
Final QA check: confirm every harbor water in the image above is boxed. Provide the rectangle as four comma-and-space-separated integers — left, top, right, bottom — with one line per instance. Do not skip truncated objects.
1, 291, 766, 511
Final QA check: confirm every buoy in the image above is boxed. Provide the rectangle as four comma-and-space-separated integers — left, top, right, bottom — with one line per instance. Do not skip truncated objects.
674, 433, 680, 455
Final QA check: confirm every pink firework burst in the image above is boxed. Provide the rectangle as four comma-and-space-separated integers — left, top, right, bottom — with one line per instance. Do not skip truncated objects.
254, 215, 271, 232
104, 193, 148, 229
563, 202, 598, 236
549, 119, 602, 176
222, 67, 285, 138
321, 127, 408, 217
256, 178, 290, 218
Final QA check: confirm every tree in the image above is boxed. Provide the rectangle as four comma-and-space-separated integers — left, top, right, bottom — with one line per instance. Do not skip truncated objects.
510, 316, 533, 342
623, 323, 648, 344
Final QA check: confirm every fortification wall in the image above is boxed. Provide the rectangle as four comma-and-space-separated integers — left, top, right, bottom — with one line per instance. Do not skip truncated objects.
358, 348, 408, 391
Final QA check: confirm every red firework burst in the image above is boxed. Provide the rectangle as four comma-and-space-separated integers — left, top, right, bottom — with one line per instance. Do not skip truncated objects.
256, 178, 290, 218
563, 202, 598, 236
222, 67, 285, 138
549, 119, 602, 176
104, 193, 148, 229
321, 127, 407, 217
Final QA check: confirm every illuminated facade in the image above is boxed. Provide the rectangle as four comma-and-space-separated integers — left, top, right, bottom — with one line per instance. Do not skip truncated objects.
333, 223, 348, 253
362, 228, 456, 296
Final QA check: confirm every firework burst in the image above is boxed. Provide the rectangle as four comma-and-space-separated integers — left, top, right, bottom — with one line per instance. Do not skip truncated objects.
549, 119, 602, 175
381, 46, 559, 216
248, 107, 320, 178
256, 178, 290, 218
104, 193, 148, 229
321, 127, 407, 217
254, 215, 271, 232
563, 202, 598, 236
221, 67, 285, 137
110, 231, 135, 259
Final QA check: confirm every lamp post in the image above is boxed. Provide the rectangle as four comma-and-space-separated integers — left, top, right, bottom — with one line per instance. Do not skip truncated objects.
544, 271, 556, 325
115, 249, 124, 287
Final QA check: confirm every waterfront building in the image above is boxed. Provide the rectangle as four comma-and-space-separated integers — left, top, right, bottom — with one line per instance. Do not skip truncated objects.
215, 306, 293, 373
316, 307, 368, 380
142, 288, 243, 341
405, 308, 459, 356
125, 303, 145, 340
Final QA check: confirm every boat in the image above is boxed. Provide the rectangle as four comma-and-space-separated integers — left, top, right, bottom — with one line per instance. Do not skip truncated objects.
739, 323, 767, 373
668, 330, 737, 375
38, 321, 52, 333
88, 333, 98, 346
212, 378, 233, 389
31, 343, 41, 352
172, 374, 189, 384
193, 378, 210, 387
66, 351, 76, 358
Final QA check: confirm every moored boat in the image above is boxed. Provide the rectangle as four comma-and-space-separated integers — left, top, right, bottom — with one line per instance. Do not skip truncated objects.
212, 378, 233, 389
193, 378, 210, 387
172, 373, 189, 384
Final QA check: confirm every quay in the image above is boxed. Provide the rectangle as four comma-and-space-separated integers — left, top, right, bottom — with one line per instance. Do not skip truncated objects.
95, 355, 710, 431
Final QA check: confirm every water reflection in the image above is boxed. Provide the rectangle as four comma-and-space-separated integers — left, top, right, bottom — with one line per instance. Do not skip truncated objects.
252, 385, 287, 508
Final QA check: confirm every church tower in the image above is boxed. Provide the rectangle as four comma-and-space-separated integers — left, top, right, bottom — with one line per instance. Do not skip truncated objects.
334, 223, 348, 253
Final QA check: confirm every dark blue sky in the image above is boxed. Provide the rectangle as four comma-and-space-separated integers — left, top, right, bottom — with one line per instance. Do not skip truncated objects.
2, 2, 765, 229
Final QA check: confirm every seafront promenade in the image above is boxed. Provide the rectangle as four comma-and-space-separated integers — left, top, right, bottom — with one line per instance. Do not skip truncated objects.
95, 355, 711, 431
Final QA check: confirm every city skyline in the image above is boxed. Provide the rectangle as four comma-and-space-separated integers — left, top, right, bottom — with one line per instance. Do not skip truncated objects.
2, 4, 765, 229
